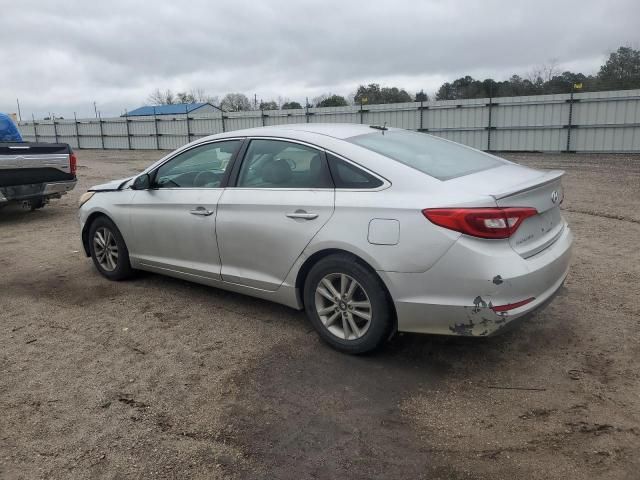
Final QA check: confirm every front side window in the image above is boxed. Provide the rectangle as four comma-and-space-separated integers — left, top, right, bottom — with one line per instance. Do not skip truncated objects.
236, 139, 332, 188
154, 140, 241, 188
348, 130, 505, 181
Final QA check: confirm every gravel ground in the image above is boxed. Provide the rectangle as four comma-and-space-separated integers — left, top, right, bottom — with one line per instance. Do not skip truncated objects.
1, 150, 638, 480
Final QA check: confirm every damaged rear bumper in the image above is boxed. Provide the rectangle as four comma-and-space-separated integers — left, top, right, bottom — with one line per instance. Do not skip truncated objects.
380, 222, 573, 336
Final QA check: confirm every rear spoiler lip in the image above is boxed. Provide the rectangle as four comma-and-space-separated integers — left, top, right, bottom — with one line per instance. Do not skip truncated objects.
491, 170, 565, 200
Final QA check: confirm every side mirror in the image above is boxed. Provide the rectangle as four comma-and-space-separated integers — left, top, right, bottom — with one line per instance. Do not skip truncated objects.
131, 173, 151, 190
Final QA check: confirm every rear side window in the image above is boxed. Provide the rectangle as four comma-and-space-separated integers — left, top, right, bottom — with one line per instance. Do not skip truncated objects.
348, 130, 504, 180
327, 154, 383, 189
237, 139, 332, 188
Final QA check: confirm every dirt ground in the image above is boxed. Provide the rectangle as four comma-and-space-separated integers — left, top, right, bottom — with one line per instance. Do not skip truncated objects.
1, 149, 639, 480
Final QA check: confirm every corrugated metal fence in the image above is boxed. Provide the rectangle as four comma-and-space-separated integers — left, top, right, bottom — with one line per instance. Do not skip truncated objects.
16, 89, 640, 152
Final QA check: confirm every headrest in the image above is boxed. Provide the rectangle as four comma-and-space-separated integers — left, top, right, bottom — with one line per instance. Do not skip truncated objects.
261, 159, 292, 185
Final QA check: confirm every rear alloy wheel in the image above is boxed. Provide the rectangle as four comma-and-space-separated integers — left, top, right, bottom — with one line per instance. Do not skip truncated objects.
88, 217, 133, 281
304, 254, 393, 354
315, 273, 372, 340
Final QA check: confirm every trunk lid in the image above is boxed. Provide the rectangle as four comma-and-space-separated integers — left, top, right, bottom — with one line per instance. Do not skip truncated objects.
493, 170, 565, 258
447, 165, 566, 258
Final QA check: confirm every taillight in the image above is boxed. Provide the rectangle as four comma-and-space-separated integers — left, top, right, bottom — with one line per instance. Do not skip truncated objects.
491, 297, 535, 312
70, 151, 77, 176
422, 207, 537, 239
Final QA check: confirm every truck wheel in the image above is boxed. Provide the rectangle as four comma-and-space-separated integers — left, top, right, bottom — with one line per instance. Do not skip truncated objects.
88, 216, 133, 281
29, 198, 46, 210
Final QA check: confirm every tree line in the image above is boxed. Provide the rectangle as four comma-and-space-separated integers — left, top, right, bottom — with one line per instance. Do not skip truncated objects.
435, 46, 640, 100
147, 46, 640, 111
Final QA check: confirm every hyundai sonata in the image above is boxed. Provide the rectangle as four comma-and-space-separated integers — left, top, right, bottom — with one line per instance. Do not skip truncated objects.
78, 124, 572, 353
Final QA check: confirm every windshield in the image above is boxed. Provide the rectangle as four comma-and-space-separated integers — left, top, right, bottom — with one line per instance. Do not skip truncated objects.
348, 130, 505, 180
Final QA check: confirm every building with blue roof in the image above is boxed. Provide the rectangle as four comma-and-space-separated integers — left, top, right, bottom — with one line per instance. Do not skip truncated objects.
123, 102, 221, 117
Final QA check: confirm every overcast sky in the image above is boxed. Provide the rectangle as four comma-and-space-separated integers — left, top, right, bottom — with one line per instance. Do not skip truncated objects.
1, 0, 638, 119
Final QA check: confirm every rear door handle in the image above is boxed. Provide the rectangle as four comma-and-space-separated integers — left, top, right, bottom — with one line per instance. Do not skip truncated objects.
286, 210, 319, 220
190, 207, 214, 216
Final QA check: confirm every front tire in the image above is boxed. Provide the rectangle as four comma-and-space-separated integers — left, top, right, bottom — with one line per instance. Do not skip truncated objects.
88, 216, 133, 281
303, 254, 394, 354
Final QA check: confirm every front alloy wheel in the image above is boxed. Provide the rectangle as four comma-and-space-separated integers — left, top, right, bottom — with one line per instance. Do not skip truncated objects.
88, 216, 133, 281
93, 227, 119, 272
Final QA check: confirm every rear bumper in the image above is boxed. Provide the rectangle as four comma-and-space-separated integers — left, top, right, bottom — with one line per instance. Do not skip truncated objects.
380, 223, 573, 336
0, 180, 76, 203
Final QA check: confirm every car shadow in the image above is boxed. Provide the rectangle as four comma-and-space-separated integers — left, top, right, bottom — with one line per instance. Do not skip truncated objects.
0, 204, 61, 227
128, 268, 544, 479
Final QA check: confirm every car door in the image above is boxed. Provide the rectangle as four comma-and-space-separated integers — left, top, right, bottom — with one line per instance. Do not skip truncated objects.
128, 139, 242, 280
216, 138, 335, 291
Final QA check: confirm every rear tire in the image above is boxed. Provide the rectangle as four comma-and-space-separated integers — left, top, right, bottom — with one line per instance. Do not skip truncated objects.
88, 216, 133, 281
303, 254, 394, 354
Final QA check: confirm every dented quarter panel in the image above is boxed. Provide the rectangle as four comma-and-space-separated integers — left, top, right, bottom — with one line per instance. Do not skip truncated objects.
378, 221, 573, 335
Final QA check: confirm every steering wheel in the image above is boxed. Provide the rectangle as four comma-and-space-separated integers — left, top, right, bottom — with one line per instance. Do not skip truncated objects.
157, 177, 180, 188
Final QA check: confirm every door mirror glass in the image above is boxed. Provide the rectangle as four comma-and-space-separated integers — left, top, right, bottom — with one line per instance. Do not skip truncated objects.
131, 173, 151, 190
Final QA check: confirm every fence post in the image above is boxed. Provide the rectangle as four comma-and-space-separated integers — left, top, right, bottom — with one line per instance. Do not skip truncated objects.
123, 110, 131, 150
487, 96, 493, 151
32, 114, 39, 143
53, 118, 58, 143
74, 112, 80, 149
153, 107, 160, 149
185, 106, 191, 144
261, 109, 266, 127
221, 113, 226, 133
359, 101, 364, 124
305, 97, 310, 123
566, 89, 574, 152
98, 113, 105, 149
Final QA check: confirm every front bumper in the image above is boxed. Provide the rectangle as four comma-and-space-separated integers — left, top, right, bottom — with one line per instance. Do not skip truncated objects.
380, 223, 573, 336
0, 180, 76, 203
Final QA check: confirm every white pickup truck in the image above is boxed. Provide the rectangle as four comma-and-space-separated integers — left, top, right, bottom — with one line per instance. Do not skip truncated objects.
0, 113, 76, 210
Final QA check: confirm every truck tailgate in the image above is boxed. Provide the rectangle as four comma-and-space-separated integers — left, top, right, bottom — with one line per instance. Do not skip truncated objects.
0, 143, 74, 187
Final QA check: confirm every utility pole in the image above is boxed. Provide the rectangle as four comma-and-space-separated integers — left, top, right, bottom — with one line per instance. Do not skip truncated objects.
16, 98, 22, 122
93, 101, 98, 118
254, 93, 258, 110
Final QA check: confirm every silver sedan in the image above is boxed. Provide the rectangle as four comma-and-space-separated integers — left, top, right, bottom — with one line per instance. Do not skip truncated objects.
78, 124, 572, 353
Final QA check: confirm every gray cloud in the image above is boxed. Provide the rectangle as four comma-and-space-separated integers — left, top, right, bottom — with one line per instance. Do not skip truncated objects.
1, 0, 638, 118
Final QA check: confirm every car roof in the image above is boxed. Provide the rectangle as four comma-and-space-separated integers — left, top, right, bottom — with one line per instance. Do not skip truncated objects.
213, 123, 392, 140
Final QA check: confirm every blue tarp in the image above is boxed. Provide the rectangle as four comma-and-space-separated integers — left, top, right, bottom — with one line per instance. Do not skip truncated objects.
0, 113, 23, 142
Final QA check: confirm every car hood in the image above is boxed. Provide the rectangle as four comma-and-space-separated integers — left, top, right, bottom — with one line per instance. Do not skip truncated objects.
89, 177, 132, 192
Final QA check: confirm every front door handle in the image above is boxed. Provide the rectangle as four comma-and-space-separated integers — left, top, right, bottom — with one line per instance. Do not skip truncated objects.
286, 210, 319, 220
190, 207, 214, 216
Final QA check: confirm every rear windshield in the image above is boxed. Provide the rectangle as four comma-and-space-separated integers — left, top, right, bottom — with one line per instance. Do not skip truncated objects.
348, 130, 505, 180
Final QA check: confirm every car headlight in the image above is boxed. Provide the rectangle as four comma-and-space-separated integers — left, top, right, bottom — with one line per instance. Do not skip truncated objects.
78, 191, 95, 208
